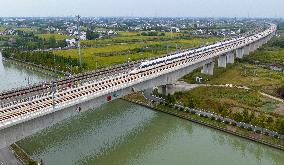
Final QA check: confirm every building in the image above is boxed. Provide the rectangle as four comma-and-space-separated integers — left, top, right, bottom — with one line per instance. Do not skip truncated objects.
171, 27, 180, 33
2, 28, 17, 35
65, 38, 76, 47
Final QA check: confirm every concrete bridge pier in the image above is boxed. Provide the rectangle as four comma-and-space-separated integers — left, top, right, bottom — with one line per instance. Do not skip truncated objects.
201, 62, 214, 75
244, 46, 250, 55
158, 85, 167, 95
226, 52, 235, 64
254, 41, 260, 50
236, 48, 244, 59
249, 43, 255, 53
218, 54, 227, 68
158, 84, 175, 95
265, 36, 270, 43
261, 38, 266, 45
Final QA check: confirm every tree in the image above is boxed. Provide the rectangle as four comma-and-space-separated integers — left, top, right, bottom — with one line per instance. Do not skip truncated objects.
166, 94, 176, 105
267, 116, 274, 123
257, 113, 266, 128
249, 111, 256, 123
232, 112, 243, 122
48, 36, 57, 48
242, 109, 250, 123
86, 29, 100, 40
275, 118, 284, 134
277, 86, 284, 99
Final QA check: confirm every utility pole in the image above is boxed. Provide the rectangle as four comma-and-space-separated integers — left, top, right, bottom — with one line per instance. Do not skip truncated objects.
52, 81, 56, 108
26, 76, 30, 86
170, 27, 173, 39
76, 15, 82, 68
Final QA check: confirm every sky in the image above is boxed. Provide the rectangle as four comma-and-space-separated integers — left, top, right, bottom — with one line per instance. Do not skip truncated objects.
0, 0, 283, 18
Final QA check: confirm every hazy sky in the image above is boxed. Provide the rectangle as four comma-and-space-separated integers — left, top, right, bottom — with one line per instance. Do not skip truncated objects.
0, 0, 283, 18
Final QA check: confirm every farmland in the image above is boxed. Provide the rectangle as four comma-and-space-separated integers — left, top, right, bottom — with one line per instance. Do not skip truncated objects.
36, 33, 70, 40
55, 36, 221, 70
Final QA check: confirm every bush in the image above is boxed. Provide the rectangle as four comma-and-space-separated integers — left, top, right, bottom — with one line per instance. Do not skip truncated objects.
277, 86, 284, 99
247, 127, 253, 131
28, 161, 38, 165
231, 122, 237, 126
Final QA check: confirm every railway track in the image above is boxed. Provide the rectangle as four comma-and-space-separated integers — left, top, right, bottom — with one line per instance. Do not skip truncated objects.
0, 23, 276, 125
0, 28, 264, 102
0, 61, 140, 101
0, 25, 275, 124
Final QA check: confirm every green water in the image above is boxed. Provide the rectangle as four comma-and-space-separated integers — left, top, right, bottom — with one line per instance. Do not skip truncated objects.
18, 100, 284, 165
0, 52, 52, 92
1, 52, 283, 165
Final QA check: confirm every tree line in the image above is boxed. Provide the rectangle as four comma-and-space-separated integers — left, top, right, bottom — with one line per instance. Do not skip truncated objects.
2, 48, 86, 73
4, 31, 66, 50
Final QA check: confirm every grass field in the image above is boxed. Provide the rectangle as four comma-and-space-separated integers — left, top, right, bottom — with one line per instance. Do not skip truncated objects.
37, 33, 70, 40
182, 62, 284, 91
117, 31, 182, 37
0, 26, 5, 32
246, 47, 284, 66
245, 33, 284, 66
16, 27, 38, 32
0, 26, 38, 32
81, 35, 207, 47
176, 86, 279, 114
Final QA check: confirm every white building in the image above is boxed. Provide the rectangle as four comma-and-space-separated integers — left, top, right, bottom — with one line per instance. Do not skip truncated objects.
80, 32, 87, 40
65, 38, 76, 47
171, 27, 180, 33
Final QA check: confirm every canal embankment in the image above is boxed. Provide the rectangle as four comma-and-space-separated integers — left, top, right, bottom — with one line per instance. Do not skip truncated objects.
123, 92, 284, 151
9, 144, 37, 165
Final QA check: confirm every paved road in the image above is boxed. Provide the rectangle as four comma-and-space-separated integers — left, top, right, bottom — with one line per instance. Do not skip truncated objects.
0, 147, 21, 165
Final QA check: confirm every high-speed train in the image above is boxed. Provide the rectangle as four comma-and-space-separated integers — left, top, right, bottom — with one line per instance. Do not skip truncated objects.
129, 36, 245, 75
129, 24, 275, 75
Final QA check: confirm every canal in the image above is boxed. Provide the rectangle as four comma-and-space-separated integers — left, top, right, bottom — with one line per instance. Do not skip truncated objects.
0, 52, 52, 92
1, 54, 283, 165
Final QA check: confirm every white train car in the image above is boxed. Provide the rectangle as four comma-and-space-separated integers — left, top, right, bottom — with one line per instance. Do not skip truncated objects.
129, 26, 273, 75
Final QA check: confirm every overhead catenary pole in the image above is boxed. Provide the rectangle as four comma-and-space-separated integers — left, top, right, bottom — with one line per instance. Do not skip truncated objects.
76, 15, 82, 68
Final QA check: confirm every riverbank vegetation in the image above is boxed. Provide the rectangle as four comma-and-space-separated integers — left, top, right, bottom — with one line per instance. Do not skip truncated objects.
2, 48, 84, 73
173, 87, 283, 134
10, 143, 37, 165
